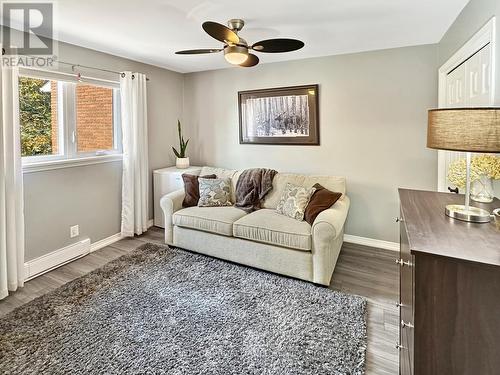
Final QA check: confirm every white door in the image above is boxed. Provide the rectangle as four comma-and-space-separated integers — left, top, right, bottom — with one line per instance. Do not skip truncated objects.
440, 43, 493, 191
467, 43, 493, 106
446, 63, 466, 108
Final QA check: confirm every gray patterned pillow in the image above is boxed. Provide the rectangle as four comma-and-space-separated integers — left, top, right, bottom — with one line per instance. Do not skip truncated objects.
276, 183, 317, 221
198, 177, 233, 207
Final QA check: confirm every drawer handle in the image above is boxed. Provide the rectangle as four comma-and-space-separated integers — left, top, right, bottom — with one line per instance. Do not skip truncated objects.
395, 343, 406, 350
395, 258, 413, 267
401, 320, 414, 329
396, 217, 404, 223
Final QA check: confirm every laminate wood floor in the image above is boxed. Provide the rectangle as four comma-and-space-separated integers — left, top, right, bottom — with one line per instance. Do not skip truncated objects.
0, 227, 399, 374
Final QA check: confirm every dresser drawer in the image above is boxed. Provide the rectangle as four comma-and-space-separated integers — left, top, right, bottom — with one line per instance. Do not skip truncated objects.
400, 326, 412, 375
399, 213, 414, 375
399, 264, 414, 375
399, 215, 414, 314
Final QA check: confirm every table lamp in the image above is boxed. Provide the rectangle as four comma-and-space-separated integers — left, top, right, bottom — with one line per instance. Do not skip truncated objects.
427, 108, 500, 223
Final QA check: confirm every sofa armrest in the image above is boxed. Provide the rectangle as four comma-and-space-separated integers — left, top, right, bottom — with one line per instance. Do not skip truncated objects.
310, 196, 350, 285
160, 189, 185, 245
311, 196, 350, 240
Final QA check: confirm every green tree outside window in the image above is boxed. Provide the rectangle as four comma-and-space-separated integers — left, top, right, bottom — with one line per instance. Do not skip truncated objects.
18, 77, 54, 157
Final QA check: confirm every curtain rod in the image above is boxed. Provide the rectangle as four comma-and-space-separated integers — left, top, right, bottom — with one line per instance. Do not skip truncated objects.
19, 66, 120, 86
56, 60, 150, 81
2, 49, 151, 81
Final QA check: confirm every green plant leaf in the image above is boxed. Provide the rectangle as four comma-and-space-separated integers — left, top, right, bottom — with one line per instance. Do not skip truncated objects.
172, 147, 181, 158
175, 120, 188, 157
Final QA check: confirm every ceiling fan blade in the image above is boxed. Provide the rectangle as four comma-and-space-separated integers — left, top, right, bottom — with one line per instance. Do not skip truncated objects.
202, 21, 239, 44
252, 38, 304, 53
175, 48, 222, 55
239, 53, 259, 67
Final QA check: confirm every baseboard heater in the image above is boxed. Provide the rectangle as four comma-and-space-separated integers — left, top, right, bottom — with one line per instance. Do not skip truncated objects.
24, 238, 91, 281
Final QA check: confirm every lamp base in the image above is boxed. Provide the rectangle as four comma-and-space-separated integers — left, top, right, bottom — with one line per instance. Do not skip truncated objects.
445, 204, 491, 223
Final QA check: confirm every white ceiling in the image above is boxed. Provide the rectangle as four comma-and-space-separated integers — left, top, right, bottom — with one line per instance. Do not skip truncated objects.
7, 0, 470, 73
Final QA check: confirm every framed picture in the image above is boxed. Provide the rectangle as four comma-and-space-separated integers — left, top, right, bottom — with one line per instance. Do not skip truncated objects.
238, 84, 319, 145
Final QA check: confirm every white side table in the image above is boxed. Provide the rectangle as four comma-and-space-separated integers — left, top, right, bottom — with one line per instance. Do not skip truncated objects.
153, 165, 202, 228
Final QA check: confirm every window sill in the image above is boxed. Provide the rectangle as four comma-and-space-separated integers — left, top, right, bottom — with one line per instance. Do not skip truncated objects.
22, 154, 123, 174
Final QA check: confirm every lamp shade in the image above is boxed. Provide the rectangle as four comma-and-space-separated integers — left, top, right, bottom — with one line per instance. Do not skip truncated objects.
427, 108, 500, 152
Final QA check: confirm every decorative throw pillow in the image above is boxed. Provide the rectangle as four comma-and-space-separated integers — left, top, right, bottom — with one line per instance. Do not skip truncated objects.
198, 177, 233, 207
304, 183, 342, 225
182, 174, 217, 208
276, 183, 316, 221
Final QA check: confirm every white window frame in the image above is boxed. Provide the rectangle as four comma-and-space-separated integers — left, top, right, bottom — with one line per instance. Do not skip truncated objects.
21, 80, 66, 165
19, 68, 123, 173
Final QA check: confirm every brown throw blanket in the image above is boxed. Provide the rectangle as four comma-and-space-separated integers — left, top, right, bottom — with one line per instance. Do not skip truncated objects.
235, 168, 278, 213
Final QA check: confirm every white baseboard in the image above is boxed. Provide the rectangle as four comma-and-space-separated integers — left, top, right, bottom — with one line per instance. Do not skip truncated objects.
24, 220, 156, 282
24, 238, 91, 281
344, 234, 399, 252
90, 233, 122, 252
91, 219, 154, 253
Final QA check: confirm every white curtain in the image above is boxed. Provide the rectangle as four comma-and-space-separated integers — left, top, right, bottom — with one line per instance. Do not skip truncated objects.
120, 72, 149, 237
0, 62, 25, 300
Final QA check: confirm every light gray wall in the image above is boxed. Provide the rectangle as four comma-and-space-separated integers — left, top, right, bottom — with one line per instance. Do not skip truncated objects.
23, 38, 184, 261
438, 0, 500, 196
24, 162, 122, 260
438, 0, 500, 105
21, 0, 499, 259
183, 45, 438, 243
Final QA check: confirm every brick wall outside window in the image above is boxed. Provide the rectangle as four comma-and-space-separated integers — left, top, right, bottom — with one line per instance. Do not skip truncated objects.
50, 83, 114, 152
76, 85, 114, 152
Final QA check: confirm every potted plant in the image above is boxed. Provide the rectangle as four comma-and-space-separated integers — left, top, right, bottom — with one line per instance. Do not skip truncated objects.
448, 154, 500, 202
172, 120, 190, 169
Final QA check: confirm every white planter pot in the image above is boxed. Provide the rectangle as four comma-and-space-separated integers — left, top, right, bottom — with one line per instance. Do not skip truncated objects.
176, 157, 190, 169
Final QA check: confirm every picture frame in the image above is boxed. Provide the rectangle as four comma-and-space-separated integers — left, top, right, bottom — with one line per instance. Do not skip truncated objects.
238, 84, 319, 145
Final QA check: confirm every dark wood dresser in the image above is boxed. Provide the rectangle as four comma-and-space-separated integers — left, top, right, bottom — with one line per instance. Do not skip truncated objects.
398, 189, 500, 375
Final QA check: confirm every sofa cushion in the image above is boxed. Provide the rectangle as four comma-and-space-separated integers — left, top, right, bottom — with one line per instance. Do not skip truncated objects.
173, 206, 246, 237
182, 174, 216, 208
263, 173, 346, 209
233, 209, 311, 251
198, 177, 232, 207
200, 166, 238, 180
276, 183, 317, 221
200, 166, 240, 203
304, 183, 343, 225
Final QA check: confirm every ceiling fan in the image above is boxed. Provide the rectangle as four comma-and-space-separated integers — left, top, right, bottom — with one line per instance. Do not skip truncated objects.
175, 19, 304, 67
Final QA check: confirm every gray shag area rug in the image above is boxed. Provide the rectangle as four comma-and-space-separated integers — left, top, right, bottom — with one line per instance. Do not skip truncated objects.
0, 243, 367, 375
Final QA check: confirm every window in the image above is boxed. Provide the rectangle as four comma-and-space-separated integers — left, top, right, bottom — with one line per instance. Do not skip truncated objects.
19, 69, 121, 168
19, 77, 61, 158
76, 84, 116, 153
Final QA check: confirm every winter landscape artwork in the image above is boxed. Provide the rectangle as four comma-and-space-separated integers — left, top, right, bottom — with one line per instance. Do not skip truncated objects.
238, 85, 319, 145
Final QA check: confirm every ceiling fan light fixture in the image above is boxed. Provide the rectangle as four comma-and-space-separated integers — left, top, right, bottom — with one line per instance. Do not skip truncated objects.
176, 19, 305, 68
224, 45, 248, 65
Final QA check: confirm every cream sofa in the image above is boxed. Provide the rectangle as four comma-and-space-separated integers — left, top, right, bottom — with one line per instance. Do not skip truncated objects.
160, 167, 350, 286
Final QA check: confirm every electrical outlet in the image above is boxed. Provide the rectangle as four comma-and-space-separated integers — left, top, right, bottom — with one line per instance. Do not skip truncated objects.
70, 225, 79, 238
